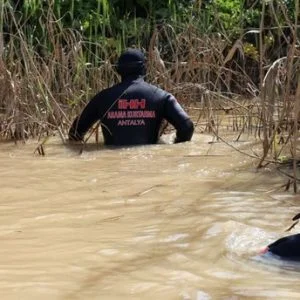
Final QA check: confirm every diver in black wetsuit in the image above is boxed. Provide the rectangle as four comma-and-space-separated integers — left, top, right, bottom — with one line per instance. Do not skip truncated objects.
69, 49, 194, 146
261, 233, 300, 261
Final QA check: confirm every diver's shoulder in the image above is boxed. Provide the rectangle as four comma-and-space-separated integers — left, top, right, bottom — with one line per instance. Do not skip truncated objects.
141, 80, 170, 95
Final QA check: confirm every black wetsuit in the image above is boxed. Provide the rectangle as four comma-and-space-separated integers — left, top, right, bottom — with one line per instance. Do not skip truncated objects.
265, 233, 300, 261
69, 76, 194, 145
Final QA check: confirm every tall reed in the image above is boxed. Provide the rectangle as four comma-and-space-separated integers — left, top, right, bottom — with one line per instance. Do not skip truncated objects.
1, 0, 300, 190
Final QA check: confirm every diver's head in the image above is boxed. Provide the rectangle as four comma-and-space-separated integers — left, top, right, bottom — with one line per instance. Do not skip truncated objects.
116, 48, 146, 79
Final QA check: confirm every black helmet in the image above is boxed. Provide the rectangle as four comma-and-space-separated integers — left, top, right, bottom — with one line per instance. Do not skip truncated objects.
116, 48, 146, 78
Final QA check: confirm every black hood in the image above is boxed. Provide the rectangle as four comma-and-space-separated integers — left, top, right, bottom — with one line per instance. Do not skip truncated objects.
116, 49, 146, 79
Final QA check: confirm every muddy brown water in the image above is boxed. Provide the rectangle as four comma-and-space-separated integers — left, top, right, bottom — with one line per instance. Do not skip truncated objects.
1, 133, 300, 300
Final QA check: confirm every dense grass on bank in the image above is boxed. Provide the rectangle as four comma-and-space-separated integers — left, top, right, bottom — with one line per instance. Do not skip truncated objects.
0, 0, 300, 179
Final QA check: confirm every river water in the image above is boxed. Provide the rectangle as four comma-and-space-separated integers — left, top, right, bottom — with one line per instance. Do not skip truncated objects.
1, 132, 300, 300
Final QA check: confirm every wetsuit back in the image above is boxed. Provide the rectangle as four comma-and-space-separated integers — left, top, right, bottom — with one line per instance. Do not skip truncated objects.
69, 76, 194, 145
266, 233, 300, 261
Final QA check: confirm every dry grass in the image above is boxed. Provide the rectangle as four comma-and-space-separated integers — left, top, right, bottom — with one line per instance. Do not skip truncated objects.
1, 1, 300, 189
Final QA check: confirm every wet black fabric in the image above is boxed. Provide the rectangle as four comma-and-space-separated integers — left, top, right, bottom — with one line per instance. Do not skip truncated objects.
267, 233, 300, 260
69, 76, 194, 145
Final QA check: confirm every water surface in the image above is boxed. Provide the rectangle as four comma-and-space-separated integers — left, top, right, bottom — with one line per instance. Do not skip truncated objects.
1, 133, 299, 300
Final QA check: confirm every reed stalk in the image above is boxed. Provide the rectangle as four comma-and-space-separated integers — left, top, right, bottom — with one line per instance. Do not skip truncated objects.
292, 0, 299, 192
257, 0, 268, 168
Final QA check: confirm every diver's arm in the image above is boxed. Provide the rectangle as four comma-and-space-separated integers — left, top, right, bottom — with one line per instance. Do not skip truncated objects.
68, 97, 100, 141
163, 95, 194, 143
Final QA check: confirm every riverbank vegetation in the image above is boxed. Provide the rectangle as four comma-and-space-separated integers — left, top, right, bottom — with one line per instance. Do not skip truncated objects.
0, 0, 300, 182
